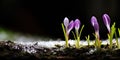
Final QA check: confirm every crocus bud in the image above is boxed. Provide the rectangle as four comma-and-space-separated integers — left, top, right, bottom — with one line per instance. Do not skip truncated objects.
91, 16, 99, 33
74, 19, 80, 31
64, 17, 69, 30
102, 14, 110, 33
63, 17, 74, 35
67, 20, 74, 35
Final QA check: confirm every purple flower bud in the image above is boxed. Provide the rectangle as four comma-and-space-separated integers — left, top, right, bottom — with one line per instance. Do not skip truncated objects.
63, 17, 74, 35
63, 17, 69, 29
91, 16, 99, 32
74, 19, 80, 30
102, 14, 110, 33
67, 20, 74, 34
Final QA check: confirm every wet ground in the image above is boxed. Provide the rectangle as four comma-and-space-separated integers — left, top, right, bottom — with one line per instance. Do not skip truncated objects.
0, 40, 120, 60
0, 31, 119, 60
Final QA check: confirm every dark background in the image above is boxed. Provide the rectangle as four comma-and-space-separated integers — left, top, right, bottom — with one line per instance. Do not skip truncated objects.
0, 0, 120, 40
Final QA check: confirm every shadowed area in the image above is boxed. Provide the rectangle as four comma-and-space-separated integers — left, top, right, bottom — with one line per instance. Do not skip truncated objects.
0, 0, 120, 40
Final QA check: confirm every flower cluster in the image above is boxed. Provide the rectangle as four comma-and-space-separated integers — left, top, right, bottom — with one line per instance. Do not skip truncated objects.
62, 17, 83, 48
62, 13, 119, 49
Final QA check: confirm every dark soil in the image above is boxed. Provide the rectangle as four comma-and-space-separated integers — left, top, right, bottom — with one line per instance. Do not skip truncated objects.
0, 40, 120, 60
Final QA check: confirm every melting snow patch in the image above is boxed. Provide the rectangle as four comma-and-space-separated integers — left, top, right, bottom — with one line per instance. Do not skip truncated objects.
14, 38, 120, 48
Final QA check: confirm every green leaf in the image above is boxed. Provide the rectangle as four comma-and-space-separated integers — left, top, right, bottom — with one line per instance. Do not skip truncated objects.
85, 35, 90, 46
109, 22, 116, 49
79, 25, 85, 40
115, 31, 120, 49
72, 31, 77, 40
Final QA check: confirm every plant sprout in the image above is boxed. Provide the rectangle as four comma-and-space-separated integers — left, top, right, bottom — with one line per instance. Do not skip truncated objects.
74, 19, 80, 48
118, 28, 120, 49
85, 35, 90, 46
61, 17, 74, 48
91, 16, 101, 49
115, 29, 120, 49
102, 14, 116, 49
74, 19, 84, 48
107, 23, 116, 49
118, 28, 120, 36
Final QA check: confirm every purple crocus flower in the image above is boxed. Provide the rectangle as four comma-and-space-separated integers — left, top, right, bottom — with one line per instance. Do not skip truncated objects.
64, 17, 69, 29
74, 19, 81, 31
91, 16, 100, 38
63, 17, 74, 35
91, 16, 99, 33
102, 14, 110, 33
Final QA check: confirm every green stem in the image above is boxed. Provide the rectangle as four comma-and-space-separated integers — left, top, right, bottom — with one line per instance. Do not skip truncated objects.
93, 32, 101, 50
109, 33, 112, 49
76, 29, 79, 48
108, 33, 112, 49
66, 33, 69, 48
61, 23, 69, 48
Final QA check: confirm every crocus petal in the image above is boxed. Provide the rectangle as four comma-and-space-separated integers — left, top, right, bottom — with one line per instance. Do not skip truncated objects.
102, 14, 110, 25
67, 20, 74, 34
74, 19, 80, 30
102, 14, 110, 33
91, 16, 99, 32
63, 17, 69, 29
